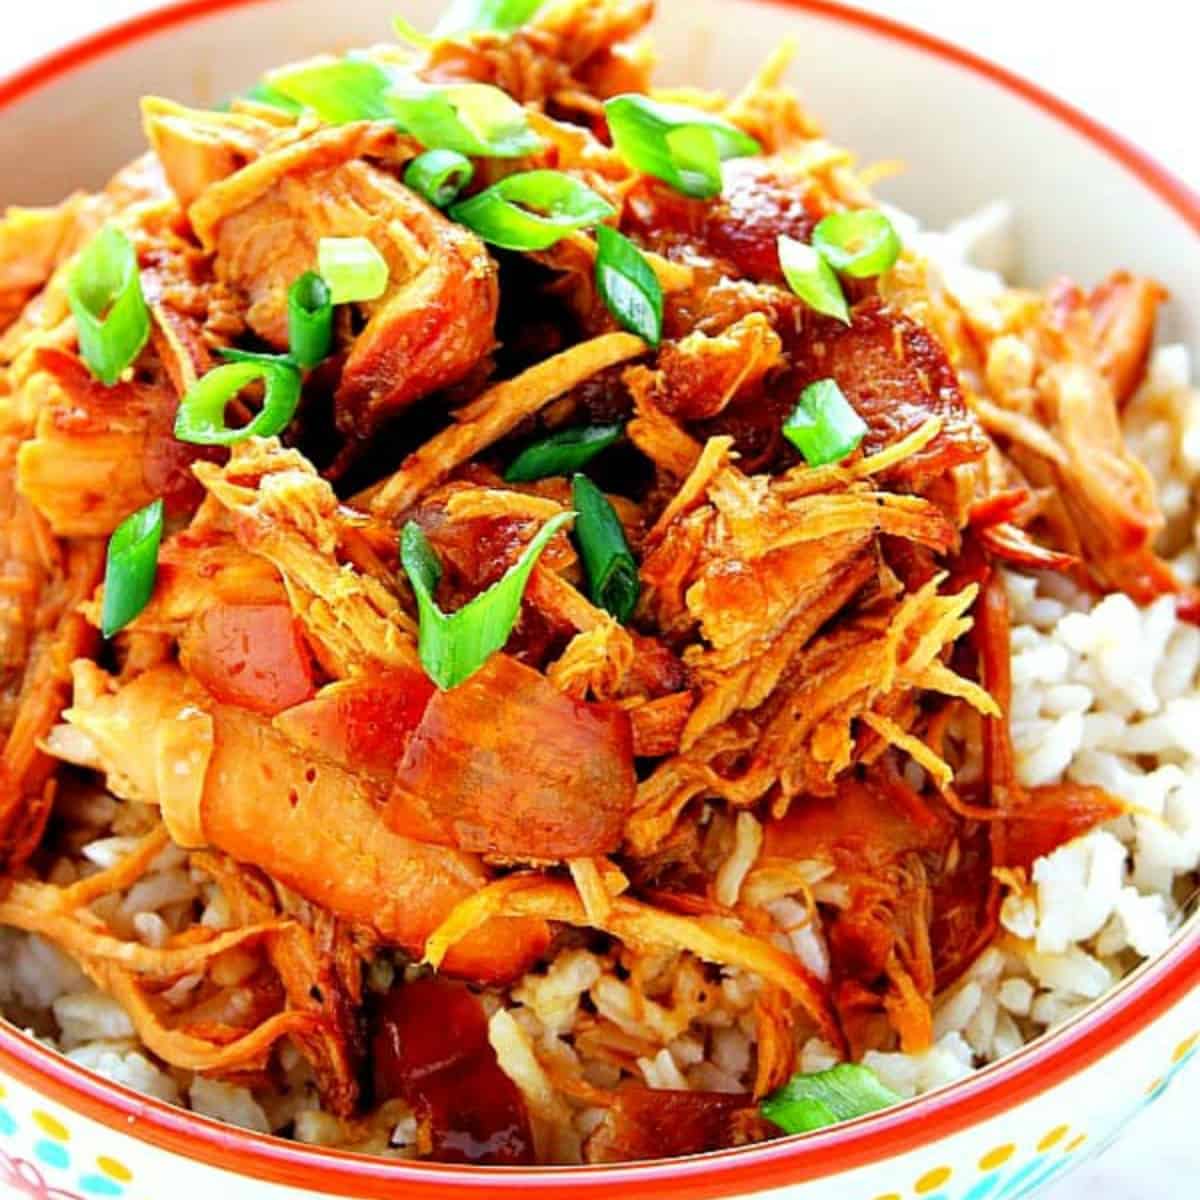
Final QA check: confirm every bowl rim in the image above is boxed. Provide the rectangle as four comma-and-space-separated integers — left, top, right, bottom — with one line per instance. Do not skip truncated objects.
0, 1, 1197, 1195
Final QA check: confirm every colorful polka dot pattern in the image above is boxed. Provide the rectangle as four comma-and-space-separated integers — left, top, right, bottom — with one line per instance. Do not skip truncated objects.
865, 1029, 1197, 1200
0, 1090, 134, 1200
0, 1031, 1192, 1200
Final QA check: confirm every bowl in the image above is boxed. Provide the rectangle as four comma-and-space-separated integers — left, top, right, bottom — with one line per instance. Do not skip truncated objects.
0, 2, 1196, 1198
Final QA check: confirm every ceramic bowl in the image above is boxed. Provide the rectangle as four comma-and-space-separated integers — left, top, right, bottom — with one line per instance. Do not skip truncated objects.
0, 2, 1196, 1198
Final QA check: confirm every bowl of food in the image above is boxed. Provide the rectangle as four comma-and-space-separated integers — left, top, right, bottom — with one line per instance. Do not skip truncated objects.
0, 1, 1195, 1198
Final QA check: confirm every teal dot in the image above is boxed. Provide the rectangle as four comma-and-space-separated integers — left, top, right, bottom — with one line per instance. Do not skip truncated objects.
964, 1178, 1003, 1200
34, 1139, 70, 1170
1008, 1157, 1074, 1200
0, 1106, 16, 1136
79, 1175, 123, 1196
995, 1156, 1047, 1199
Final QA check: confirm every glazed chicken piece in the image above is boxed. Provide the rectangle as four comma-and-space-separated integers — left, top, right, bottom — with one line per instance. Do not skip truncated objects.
142, 98, 285, 210
17, 347, 207, 537
0, 197, 94, 332
60, 663, 551, 982
0, 445, 103, 868
420, 0, 654, 107
1088, 270, 1166, 406
185, 123, 499, 440
976, 276, 1177, 602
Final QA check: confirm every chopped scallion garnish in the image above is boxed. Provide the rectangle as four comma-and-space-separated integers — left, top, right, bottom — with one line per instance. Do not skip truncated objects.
595, 225, 663, 346
450, 170, 615, 251
782, 378, 868, 467
174, 358, 303, 445
318, 237, 390, 304
401, 512, 574, 689
288, 271, 334, 368
101, 499, 164, 639
66, 226, 151, 387
777, 234, 850, 323
241, 80, 305, 115
266, 57, 396, 124
404, 148, 475, 208
761, 1064, 901, 1135
390, 81, 541, 158
571, 474, 639, 624
504, 423, 623, 483
811, 208, 902, 279
392, 15, 437, 48
603, 94, 760, 199
433, 0, 545, 36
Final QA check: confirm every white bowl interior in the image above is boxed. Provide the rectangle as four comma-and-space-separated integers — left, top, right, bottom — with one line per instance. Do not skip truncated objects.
0, 0, 1195, 351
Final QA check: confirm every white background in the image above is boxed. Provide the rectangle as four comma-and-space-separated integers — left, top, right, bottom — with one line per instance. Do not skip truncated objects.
0, 2, 1196, 1198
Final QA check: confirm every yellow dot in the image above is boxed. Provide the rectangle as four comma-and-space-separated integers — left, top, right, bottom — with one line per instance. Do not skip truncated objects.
915, 1167, 953, 1193
979, 1144, 1016, 1170
32, 1111, 69, 1142
1066, 1134, 1088, 1154
871, 1194, 902, 1200
1173, 1033, 1198, 1063
97, 1157, 133, 1182
1037, 1125, 1069, 1152
1146, 1076, 1164, 1096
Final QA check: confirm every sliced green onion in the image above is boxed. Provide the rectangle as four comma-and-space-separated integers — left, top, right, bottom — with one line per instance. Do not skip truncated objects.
217, 347, 294, 366
67, 226, 150, 387
389, 81, 541, 158
267, 57, 541, 157
778, 234, 849, 323
504, 423, 623, 483
603, 94, 760, 200
761, 1065, 901, 1135
451, 170, 615, 251
174, 359, 302, 446
242, 81, 305, 115
405, 148, 475, 208
571, 474, 639, 624
401, 512, 574, 689
101, 499, 164, 639
318, 237, 390, 305
433, 0, 545, 36
288, 272, 333, 368
595, 225, 662, 346
392, 15, 437, 48
266, 57, 396, 124
812, 209, 902, 279
782, 378, 868, 467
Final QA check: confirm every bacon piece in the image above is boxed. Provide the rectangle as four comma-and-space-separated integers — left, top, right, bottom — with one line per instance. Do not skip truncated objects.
372, 978, 534, 1165
62, 664, 550, 982
585, 1087, 754, 1163
274, 669, 435, 778
792, 300, 989, 482
625, 158, 820, 283
389, 654, 635, 858
180, 603, 315, 715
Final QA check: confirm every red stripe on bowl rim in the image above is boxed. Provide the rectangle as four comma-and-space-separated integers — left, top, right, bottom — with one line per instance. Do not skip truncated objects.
0, 1, 1197, 1195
